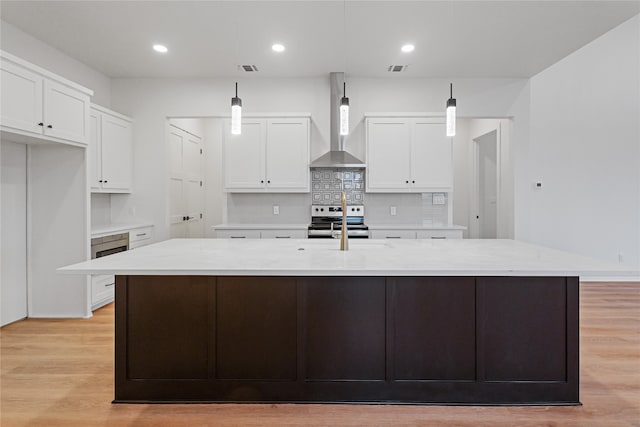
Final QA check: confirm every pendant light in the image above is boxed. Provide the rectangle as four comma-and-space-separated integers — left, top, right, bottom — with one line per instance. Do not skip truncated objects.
446, 83, 456, 137
231, 82, 242, 135
339, 0, 350, 137
340, 81, 349, 136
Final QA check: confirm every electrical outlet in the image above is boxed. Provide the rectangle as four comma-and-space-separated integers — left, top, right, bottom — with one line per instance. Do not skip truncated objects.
432, 193, 445, 205
618, 253, 624, 263
390, 206, 397, 216
273, 205, 280, 215
129, 207, 136, 216
535, 181, 543, 189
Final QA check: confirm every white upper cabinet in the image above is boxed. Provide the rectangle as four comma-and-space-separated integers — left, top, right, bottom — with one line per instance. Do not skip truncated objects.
265, 118, 309, 190
366, 116, 453, 192
224, 119, 266, 190
0, 51, 92, 146
90, 104, 133, 193
224, 116, 310, 192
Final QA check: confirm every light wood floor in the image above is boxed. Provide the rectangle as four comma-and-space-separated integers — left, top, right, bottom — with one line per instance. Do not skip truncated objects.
1, 282, 639, 427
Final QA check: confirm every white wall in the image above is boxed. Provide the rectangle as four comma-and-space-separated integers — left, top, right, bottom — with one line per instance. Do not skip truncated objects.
0, 20, 112, 106
1, 140, 27, 326
525, 14, 640, 269
110, 77, 528, 241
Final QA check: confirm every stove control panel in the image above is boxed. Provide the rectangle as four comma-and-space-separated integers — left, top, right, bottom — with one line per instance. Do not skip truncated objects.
311, 205, 364, 217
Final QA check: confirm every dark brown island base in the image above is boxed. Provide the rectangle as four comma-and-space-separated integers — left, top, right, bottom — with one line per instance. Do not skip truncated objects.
115, 275, 579, 405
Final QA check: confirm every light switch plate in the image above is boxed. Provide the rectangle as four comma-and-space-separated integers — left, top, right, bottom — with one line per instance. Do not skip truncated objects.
390, 206, 397, 216
273, 205, 280, 215
432, 193, 445, 205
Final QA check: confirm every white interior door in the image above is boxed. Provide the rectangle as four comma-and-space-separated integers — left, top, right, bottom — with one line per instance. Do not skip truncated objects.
477, 131, 498, 238
168, 127, 186, 238
1, 141, 28, 326
168, 124, 204, 238
183, 132, 203, 237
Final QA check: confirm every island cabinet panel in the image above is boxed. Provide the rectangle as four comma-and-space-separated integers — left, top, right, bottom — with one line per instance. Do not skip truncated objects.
216, 277, 297, 380
125, 276, 213, 380
477, 277, 569, 382
390, 277, 476, 380
303, 278, 386, 381
114, 275, 579, 404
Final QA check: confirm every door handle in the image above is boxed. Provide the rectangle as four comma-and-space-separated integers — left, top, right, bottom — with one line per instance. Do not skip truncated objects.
47, 124, 53, 129
38, 122, 43, 126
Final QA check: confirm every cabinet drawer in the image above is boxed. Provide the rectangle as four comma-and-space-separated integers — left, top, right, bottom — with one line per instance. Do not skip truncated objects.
130, 227, 153, 243
215, 230, 261, 239
370, 230, 417, 239
260, 230, 307, 239
416, 230, 463, 239
91, 274, 114, 308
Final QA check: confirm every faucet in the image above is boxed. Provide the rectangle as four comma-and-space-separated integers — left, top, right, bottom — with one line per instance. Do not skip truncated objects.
340, 192, 349, 251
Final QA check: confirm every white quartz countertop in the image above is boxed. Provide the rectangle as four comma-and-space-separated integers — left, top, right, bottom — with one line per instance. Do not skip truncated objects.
91, 223, 154, 238
59, 238, 636, 277
368, 223, 467, 230
213, 223, 309, 230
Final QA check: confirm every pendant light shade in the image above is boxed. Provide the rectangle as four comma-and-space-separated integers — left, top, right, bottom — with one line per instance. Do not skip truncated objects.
231, 82, 242, 135
340, 82, 349, 136
446, 83, 456, 137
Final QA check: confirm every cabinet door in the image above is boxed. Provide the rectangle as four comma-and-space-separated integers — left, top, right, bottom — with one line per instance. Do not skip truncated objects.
366, 119, 411, 191
100, 114, 132, 191
88, 111, 102, 190
411, 120, 452, 191
0, 59, 43, 135
224, 119, 265, 190
265, 118, 309, 191
43, 79, 90, 144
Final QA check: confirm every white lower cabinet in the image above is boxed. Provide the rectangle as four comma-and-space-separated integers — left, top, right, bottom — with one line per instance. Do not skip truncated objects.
260, 230, 307, 239
215, 230, 261, 239
215, 229, 307, 239
370, 230, 417, 239
371, 229, 463, 239
91, 226, 154, 310
416, 230, 463, 239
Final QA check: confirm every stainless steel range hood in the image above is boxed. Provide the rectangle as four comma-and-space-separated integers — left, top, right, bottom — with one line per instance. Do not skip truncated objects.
310, 72, 365, 168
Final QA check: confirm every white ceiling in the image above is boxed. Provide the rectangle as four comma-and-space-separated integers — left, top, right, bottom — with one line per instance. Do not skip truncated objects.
1, 1, 639, 79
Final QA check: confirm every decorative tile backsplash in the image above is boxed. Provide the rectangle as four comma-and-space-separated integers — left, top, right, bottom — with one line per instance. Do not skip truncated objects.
311, 169, 365, 205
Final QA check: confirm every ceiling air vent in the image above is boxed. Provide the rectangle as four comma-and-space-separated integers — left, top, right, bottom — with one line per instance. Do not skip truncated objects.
387, 65, 408, 73
240, 65, 259, 72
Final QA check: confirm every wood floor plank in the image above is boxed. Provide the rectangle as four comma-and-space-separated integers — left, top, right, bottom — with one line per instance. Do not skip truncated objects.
1, 282, 639, 426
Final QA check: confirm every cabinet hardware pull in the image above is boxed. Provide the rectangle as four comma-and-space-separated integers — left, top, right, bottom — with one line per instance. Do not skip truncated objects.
38, 122, 44, 126
431, 236, 446, 239
275, 236, 290, 239
386, 236, 402, 239
230, 236, 246, 239
267, 180, 271, 184
98, 180, 103, 183
105, 283, 115, 287
412, 180, 415, 184
47, 124, 53, 129
405, 180, 409, 184
136, 233, 146, 237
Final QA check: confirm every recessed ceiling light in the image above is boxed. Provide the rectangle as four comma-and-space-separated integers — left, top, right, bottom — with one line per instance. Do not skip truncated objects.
272, 44, 285, 53
153, 44, 168, 53
401, 44, 415, 53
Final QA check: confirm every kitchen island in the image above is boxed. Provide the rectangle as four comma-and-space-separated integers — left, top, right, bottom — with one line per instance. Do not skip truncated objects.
59, 239, 631, 405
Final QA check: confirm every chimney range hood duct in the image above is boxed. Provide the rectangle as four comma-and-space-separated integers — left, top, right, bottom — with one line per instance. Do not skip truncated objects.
310, 72, 365, 168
